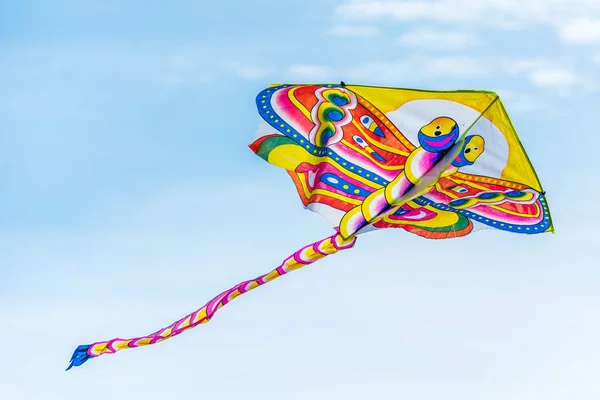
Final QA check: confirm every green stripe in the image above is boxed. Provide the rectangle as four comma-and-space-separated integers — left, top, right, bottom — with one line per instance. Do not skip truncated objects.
255, 136, 298, 161
412, 213, 471, 233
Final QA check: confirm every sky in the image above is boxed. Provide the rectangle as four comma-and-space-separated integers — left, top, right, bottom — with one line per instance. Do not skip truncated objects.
1, 0, 600, 399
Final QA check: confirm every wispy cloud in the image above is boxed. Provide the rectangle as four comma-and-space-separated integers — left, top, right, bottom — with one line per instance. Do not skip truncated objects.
504, 58, 551, 76
286, 64, 337, 81
0, 44, 214, 93
225, 62, 274, 80
558, 18, 600, 43
496, 89, 549, 113
335, 0, 470, 22
280, 55, 589, 102
288, 56, 488, 86
343, 61, 411, 83
422, 56, 488, 77
329, 25, 380, 37
397, 30, 478, 49
528, 68, 577, 87
499, 58, 587, 95
334, 0, 600, 40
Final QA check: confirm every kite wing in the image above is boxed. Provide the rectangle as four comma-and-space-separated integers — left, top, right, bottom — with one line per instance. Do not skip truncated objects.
413, 93, 553, 236
250, 84, 412, 223
420, 173, 551, 235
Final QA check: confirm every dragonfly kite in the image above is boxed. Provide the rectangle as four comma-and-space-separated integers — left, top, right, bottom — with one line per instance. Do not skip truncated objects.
67, 83, 554, 370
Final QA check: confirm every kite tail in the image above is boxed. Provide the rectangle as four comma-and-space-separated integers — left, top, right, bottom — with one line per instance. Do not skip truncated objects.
66, 230, 357, 370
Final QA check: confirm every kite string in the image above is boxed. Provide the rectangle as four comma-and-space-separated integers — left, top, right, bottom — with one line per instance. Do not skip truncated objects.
67, 230, 357, 369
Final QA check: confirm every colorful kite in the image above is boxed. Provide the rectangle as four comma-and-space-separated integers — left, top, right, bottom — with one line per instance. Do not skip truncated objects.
67, 83, 554, 370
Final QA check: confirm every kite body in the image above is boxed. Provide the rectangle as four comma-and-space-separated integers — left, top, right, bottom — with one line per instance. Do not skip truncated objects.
68, 83, 553, 370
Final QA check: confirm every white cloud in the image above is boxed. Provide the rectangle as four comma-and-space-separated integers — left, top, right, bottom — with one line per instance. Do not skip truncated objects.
343, 61, 410, 83
283, 56, 584, 96
529, 68, 577, 87
286, 56, 489, 86
425, 56, 488, 76
335, 0, 469, 22
225, 63, 273, 80
344, 56, 488, 83
398, 30, 478, 49
329, 25, 380, 37
496, 89, 548, 113
559, 18, 600, 43
0, 44, 214, 92
286, 64, 337, 81
336, 0, 600, 22
499, 59, 588, 94
503, 58, 551, 76
335, 0, 600, 39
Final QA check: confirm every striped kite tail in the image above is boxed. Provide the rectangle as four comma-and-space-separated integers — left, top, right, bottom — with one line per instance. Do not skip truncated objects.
66, 230, 357, 370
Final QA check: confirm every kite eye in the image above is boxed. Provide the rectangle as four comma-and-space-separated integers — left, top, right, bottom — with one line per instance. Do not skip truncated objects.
465, 148, 471, 154
451, 186, 468, 194
352, 135, 368, 148
360, 116, 373, 127
436, 125, 440, 129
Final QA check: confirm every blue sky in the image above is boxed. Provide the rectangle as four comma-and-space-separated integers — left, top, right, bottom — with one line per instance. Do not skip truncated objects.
1, 0, 600, 399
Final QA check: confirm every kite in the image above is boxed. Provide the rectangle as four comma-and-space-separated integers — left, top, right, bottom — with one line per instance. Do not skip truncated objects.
67, 83, 554, 370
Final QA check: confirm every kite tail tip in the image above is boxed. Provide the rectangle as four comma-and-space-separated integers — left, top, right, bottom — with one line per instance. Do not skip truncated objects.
66, 344, 93, 371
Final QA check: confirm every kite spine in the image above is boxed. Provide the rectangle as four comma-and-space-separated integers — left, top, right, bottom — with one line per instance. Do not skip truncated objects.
67, 230, 357, 370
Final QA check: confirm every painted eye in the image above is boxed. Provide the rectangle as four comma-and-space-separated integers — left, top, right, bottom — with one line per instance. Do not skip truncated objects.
436, 125, 440, 129
352, 135, 368, 148
451, 186, 468, 194
360, 116, 373, 127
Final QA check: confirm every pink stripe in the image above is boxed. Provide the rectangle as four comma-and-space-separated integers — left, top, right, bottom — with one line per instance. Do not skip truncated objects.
272, 87, 314, 136
387, 175, 413, 201
312, 241, 327, 255
423, 135, 455, 148
471, 204, 543, 224
293, 243, 315, 264
412, 150, 439, 176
